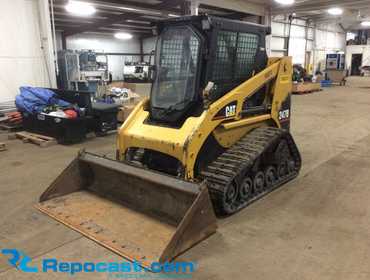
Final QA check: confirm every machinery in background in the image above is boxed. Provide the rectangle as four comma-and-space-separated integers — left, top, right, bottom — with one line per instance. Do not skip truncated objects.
361, 66, 370, 77
58, 50, 110, 94
123, 62, 151, 83
326, 53, 345, 70
122, 50, 155, 83
292, 64, 312, 82
325, 53, 347, 85
37, 15, 301, 268
292, 64, 322, 94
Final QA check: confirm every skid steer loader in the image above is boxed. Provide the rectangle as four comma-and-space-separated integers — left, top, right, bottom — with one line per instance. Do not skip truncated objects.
36, 15, 301, 268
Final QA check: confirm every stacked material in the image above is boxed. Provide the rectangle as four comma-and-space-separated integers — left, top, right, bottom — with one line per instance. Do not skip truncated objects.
292, 82, 322, 94
16, 87, 81, 119
0, 111, 23, 130
116, 92, 143, 123
97, 86, 141, 106
6, 112, 23, 125
0, 101, 17, 114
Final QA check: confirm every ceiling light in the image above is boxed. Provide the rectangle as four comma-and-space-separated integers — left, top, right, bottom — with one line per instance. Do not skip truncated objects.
65, 1, 96, 16
168, 14, 180, 17
361, 21, 370, 26
274, 0, 295, 5
118, 7, 141, 12
126, 19, 151, 25
114, 32, 133, 40
327, 7, 343, 16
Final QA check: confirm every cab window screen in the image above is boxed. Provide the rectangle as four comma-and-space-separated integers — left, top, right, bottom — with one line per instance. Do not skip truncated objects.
235, 33, 259, 79
152, 26, 200, 109
212, 31, 237, 81
210, 31, 259, 100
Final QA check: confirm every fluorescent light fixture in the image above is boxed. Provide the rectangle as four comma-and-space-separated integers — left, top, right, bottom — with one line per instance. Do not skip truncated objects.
168, 14, 180, 17
361, 21, 370, 26
327, 7, 343, 15
126, 19, 151, 25
114, 32, 133, 40
65, 1, 96, 16
274, 0, 295, 5
75, 38, 90, 45
119, 7, 141, 12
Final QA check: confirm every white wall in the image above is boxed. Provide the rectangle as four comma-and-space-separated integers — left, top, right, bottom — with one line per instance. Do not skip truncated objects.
346, 45, 370, 71
270, 17, 346, 72
143, 37, 156, 54
0, 0, 53, 103
313, 22, 346, 72
143, 36, 156, 64
58, 33, 142, 80
60, 18, 346, 81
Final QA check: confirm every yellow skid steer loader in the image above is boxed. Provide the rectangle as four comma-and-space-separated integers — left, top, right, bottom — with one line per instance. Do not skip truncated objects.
36, 15, 301, 268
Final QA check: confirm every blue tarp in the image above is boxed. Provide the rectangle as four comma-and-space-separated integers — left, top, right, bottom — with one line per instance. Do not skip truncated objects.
15, 87, 71, 114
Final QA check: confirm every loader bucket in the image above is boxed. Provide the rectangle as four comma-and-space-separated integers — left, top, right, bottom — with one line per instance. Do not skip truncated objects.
35, 151, 217, 268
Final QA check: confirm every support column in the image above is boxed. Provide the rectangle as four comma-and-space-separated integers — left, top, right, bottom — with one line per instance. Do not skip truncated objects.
190, 0, 199, 16
139, 37, 144, 63
62, 32, 67, 50
286, 15, 293, 57
37, 0, 57, 87
264, 8, 272, 56
181, 1, 191, 15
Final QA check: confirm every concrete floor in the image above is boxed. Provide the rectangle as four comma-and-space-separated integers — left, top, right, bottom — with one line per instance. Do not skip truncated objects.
1, 77, 370, 279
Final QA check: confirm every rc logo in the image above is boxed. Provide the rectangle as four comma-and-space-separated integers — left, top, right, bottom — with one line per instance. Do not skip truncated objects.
1, 248, 196, 277
1, 249, 38, 272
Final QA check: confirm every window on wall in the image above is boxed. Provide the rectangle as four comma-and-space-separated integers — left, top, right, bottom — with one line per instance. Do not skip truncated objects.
210, 30, 260, 100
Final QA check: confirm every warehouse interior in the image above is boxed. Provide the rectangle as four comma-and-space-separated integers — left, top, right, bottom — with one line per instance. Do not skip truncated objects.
1, 0, 370, 279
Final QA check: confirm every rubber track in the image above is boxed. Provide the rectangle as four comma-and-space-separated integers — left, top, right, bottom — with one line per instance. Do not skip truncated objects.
201, 127, 301, 215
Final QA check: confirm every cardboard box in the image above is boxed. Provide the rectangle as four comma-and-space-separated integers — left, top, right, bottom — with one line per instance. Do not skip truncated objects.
122, 82, 151, 96
315, 74, 324, 82
125, 92, 142, 105
117, 104, 137, 123
108, 82, 149, 103
326, 69, 346, 84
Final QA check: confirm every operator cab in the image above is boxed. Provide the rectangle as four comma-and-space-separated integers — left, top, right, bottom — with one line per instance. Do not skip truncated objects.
149, 15, 271, 126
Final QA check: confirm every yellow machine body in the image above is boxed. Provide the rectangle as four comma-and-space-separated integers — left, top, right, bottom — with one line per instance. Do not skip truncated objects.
36, 15, 300, 268
117, 57, 293, 180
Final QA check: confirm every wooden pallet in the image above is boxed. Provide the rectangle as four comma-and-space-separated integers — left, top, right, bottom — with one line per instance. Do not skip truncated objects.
0, 123, 23, 132
293, 88, 323, 95
10, 132, 57, 147
0, 142, 6, 151
292, 82, 322, 95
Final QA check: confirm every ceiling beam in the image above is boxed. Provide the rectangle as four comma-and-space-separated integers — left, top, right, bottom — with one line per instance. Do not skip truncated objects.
272, 0, 370, 14
91, 0, 182, 12
53, 11, 108, 20
61, 0, 184, 37
63, 12, 145, 36
54, 14, 152, 29
111, 23, 152, 29
54, 18, 95, 24
78, 31, 147, 37
196, 0, 267, 16
98, 27, 151, 33
54, 0, 182, 15
53, 5, 125, 15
